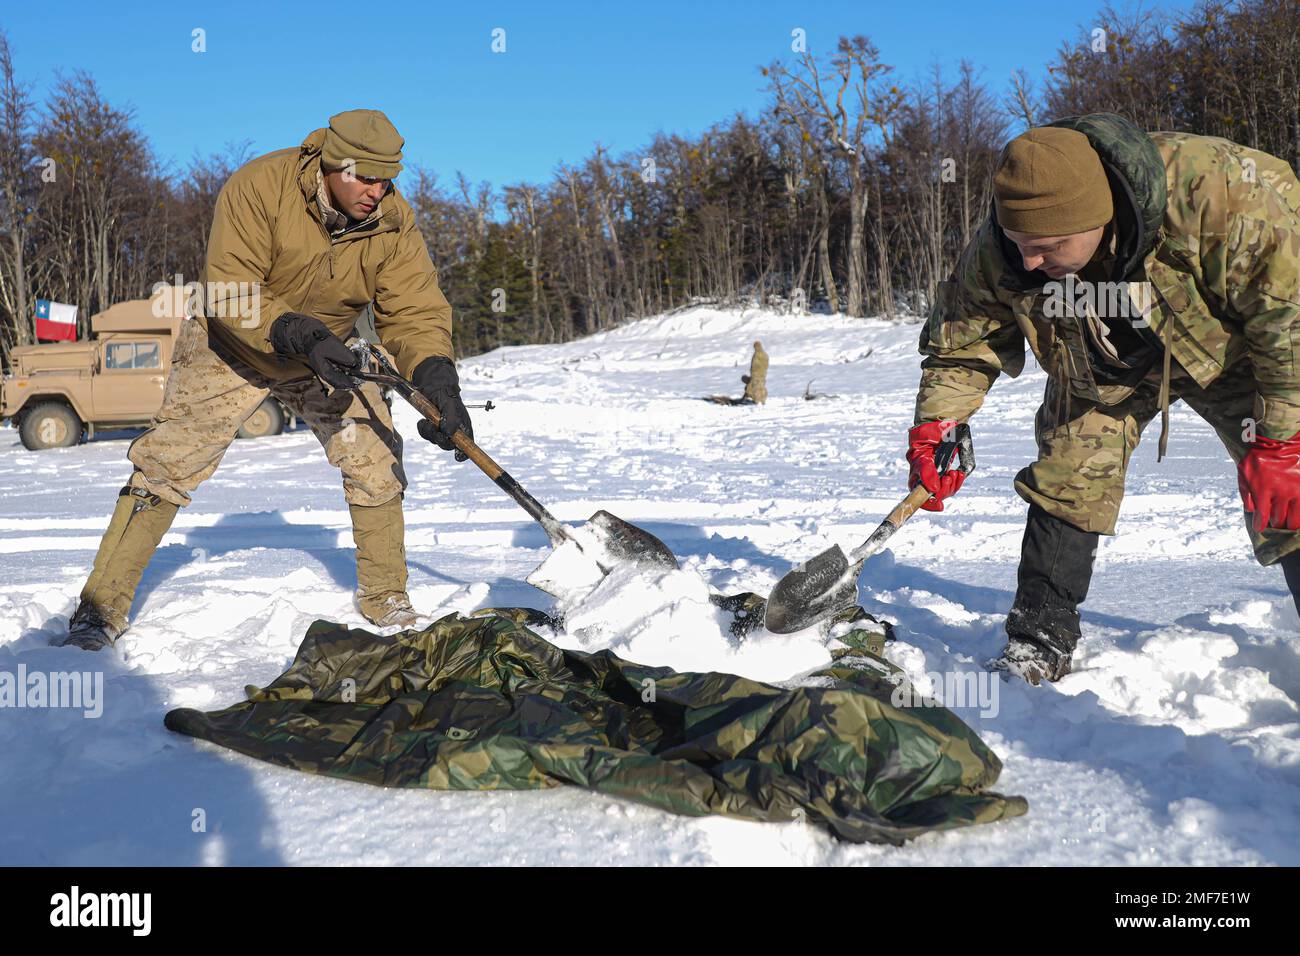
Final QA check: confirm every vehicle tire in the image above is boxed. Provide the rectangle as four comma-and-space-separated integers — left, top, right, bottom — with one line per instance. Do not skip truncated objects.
18, 402, 84, 450
236, 399, 285, 439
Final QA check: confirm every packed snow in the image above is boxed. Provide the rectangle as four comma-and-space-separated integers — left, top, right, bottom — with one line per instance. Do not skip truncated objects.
2, 304, 1297, 865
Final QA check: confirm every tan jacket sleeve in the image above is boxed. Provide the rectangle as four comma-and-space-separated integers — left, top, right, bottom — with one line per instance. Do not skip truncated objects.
914, 222, 1026, 425
200, 167, 295, 355
373, 201, 455, 378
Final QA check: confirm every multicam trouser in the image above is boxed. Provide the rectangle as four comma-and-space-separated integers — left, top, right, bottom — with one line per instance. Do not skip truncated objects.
127, 318, 407, 507
1014, 356, 1300, 565
71, 318, 415, 632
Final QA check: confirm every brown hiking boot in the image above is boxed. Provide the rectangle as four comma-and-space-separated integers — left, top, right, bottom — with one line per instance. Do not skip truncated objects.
357, 590, 420, 628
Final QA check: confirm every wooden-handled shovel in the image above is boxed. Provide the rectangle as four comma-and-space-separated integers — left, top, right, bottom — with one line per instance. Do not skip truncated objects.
345, 342, 678, 574
764, 423, 975, 633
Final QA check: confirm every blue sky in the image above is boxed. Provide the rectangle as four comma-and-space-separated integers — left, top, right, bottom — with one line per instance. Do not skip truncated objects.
3, 0, 1198, 188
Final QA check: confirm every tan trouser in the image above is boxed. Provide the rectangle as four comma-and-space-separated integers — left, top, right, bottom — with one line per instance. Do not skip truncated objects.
127, 319, 407, 508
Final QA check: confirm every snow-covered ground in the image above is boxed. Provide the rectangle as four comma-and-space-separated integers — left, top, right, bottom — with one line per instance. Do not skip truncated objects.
2, 305, 1297, 865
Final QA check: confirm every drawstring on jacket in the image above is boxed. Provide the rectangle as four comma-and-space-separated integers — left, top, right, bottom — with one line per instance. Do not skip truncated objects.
1157, 332, 1172, 462
1051, 311, 1173, 463
1049, 337, 1074, 431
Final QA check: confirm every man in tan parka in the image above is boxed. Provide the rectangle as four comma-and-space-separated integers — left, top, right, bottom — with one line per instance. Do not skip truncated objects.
58, 110, 472, 650
742, 340, 768, 404
905, 112, 1300, 685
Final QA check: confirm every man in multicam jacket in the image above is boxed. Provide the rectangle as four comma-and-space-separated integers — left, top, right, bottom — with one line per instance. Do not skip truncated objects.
905, 112, 1300, 685
58, 110, 473, 651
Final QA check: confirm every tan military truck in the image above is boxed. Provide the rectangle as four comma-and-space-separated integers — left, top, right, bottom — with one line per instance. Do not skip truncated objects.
1, 288, 286, 450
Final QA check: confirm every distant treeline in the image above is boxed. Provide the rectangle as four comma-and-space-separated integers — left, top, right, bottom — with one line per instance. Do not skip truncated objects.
1, 0, 1297, 364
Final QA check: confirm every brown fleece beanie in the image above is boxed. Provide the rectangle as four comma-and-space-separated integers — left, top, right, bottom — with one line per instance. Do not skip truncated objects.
322, 109, 404, 179
993, 127, 1112, 236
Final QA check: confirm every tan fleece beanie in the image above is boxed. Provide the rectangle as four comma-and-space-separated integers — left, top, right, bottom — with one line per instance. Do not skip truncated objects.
993, 127, 1112, 236
322, 109, 404, 179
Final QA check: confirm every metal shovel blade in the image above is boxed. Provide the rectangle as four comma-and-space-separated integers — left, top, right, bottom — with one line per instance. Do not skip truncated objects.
587, 509, 679, 571
764, 544, 861, 634
344, 343, 682, 581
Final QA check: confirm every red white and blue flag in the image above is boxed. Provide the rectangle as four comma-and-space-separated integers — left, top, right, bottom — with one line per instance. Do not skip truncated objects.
35, 299, 78, 341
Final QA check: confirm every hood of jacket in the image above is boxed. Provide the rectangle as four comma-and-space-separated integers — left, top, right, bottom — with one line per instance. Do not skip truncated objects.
994, 112, 1167, 292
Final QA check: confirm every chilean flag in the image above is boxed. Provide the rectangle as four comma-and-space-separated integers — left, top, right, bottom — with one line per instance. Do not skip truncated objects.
35, 299, 78, 341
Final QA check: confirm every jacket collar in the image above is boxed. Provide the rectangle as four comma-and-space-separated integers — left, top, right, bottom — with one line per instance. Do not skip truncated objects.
296, 127, 399, 241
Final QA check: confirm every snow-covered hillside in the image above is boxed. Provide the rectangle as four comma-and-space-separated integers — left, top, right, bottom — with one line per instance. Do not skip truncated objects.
2, 305, 1297, 865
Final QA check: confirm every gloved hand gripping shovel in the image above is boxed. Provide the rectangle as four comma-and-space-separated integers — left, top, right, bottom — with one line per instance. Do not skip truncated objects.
764, 423, 975, 633
345, 342, 678, 575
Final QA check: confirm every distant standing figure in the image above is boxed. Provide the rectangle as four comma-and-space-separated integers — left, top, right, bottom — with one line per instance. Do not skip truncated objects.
742, 340, 768, 404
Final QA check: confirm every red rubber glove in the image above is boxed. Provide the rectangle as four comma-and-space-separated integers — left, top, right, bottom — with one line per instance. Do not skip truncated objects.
907, 419, 968, 513
1238, 430, 1300, 532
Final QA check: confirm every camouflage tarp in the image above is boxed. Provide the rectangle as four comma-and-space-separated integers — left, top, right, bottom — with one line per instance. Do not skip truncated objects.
164, 604, 1027, 845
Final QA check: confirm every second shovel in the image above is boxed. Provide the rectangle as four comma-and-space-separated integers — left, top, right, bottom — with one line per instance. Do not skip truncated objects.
764, 424, 975, 633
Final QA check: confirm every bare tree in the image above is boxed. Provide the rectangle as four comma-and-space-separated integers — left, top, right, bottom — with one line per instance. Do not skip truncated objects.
0, 30, 42, 358
767, 35, 902, 316
1007, 68, 1039, 130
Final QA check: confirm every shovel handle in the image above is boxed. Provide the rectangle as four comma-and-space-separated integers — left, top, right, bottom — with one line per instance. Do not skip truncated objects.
402, 388, 570, 545
845, 426, 973, 565
400, 388, 501, 478
888, 483, 941, 527
351, 362, 571, 548
846, 483, 937, 565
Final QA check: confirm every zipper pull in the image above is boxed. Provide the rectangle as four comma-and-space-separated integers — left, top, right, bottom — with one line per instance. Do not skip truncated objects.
328, 249, 334, 278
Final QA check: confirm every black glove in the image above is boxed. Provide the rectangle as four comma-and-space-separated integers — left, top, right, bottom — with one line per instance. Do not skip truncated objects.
269, 312, 360, 391
412, 356, 473, 461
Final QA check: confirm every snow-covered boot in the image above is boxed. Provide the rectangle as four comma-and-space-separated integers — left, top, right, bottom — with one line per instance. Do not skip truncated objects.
993, 607, 1078, 685
991, 505, 1097, 685
56, 601, 125, 652
351, 496, 418, 628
